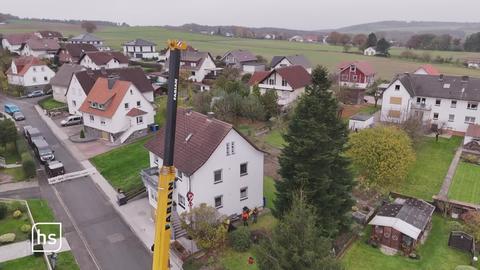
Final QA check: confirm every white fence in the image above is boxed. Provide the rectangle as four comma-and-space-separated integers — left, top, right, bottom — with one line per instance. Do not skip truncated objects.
47, 168, 96, 185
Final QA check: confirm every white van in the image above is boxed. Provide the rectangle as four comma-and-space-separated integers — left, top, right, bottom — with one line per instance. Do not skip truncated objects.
61, 115, 83, 126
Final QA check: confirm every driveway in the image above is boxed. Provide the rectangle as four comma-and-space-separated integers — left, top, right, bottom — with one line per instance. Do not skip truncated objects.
0, 94, 152, 270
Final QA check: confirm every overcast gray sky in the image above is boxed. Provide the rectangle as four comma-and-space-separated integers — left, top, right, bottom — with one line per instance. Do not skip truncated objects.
2, 0, 479, 30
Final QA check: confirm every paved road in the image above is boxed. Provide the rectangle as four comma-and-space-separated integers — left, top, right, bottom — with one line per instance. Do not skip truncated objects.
0, 94, 152, 270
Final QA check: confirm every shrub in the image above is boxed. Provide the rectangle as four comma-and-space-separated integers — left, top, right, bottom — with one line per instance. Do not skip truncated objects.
7, 201, 27, 213
13, 210, 22, 218
0, 233, 16, 244
228, 227, 251, 252
463, 154, 480, 165
22, 159, 36, 178
20, 224, 31, 233
0, 203, 7, 219
80, 129, 85, 139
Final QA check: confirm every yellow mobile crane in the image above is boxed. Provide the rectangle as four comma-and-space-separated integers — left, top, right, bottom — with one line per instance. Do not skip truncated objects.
152, 40, 187, 270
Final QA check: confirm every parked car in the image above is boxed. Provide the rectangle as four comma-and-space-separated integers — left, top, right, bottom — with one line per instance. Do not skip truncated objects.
61, 115, 83, 126
4, 104, 20, 116
12, 111, 25, 121
24, 126, 43, 145
44, 160, 65, 178
32, 138, 55, 164
27, 90, 44, 98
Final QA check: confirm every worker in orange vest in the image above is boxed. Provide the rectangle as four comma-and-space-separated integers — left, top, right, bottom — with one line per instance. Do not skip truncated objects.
242, 210, 249, 226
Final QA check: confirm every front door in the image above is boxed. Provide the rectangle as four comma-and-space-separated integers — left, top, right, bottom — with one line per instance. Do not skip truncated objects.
101, 131, 109, 140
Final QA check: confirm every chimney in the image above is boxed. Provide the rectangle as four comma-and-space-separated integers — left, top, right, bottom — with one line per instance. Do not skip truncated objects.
107, 74, 119, 90
100, 67, 107, 75
439, 74, 444, 81
207, 112, 214, 121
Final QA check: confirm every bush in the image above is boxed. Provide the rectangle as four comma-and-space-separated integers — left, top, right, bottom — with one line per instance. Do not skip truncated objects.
0, 203, 7, 219
22, 158, 36, 178
12, 210, 22, 218
0, 233, 16, 244
7, 201, 27, 213
228, 227, 251, 252
463, 154, 480, 165
80, 129, 85, 139
20, 224, 31, 233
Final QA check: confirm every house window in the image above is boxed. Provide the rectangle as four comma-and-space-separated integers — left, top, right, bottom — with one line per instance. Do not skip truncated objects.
467, 102, 478, 110
268, 78, 274, 85
341, 74, 348, 81
137, 101, 141, 107
350, 65, 356, 72
89, 115, 94, 122
178, 194, 186, 209
240, 187, 248, 201
281, 79, 287, 87
98, 104, 105, 110
33, 67, 37, 72
214, 169, 222, 184
451, 100, 457, 108
465, 116, 476, 124
72, 100, 76, 106
130, 89, 133, 95
136, 116, 143, 124
100, 119, 106, 125
435, 99, 441, 106
433, 113, 439, 120
416, 97, 426, 105
91, 102, 98, 108
449, 114, 455, 122
44, 76, 48, 82
395, 85, 400, 90
226, 142, 230, 156
214, 195, 223, 209
240, 163, 248, 176
231, 141, 235, 155
124, 103, 129, 109
32, 77, 37, 82
352, 75, 358, 81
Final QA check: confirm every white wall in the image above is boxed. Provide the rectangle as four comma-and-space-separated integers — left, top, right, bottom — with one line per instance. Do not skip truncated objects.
80, 55, 128, 70
2, 39, 21, 53
52, 85, 67, 103
243, 64, 265, 74
66, 74, 87, 115
380, 80, 413, 123
148, 129, 264, 217
349, 117, 374, 130
189, 55, 216, 82
256, 72, 304, 106
7, 64, 55, 87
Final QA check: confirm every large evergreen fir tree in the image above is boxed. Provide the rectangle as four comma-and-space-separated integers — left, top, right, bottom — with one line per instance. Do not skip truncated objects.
274, 65, 355, 237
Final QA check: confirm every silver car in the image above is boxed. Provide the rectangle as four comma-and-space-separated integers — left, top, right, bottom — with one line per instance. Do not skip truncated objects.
13, 111, 25, 121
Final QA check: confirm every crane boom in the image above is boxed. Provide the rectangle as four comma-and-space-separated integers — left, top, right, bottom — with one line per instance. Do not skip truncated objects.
152, 40, 187, 270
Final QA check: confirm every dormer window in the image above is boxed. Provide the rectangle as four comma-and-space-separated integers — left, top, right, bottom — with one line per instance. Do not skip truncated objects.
98, 104, 105, 110
281, 79, 288, 87
91, 102, 98, 108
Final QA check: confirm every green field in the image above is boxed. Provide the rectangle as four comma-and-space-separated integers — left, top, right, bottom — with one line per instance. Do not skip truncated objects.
90, 136, 151, 192
264, 130, 286, 149
395, 136, 462, 201
263, 176, 277, 210
0, 251, 78, 270
448, 162, 480, 204
2, 21, 480, 79
342, 215, 470, 270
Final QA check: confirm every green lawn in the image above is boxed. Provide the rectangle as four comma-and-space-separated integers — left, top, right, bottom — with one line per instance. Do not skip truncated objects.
56, 251, 80, 270
90, 136, 151, 192
0, 142, 21, 164
0, 200, 30, 243
342, 215, 471, 270
264, 130, 285, 149
395, 136, 462, 201
27, 199, 59, 237
263, 176, 276, 210
358, 104, 381, 115
448, 162, 480, 204
0, 255, 47, 270
0, 167, 27, 182
154, 96, 167, 127
39, 97, 66, 111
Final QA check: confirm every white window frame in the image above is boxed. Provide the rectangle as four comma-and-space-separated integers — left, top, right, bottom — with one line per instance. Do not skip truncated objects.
136, 116, 143, 125
448, 114, 455, 122
214, 195, 223, 209
89, 115, 94, 122
214, 169, 222, 184
240, 163, 248, 176
467, 102, 478, 110
433, 113, 439, 120
465, 116, 476, 124
240, 187, 248, 201
178, 194, 186, 209
435, 99, 441, 106
451, 100, 457, 108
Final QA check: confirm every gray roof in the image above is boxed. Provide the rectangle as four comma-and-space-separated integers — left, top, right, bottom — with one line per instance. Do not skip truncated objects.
123, 39, 156, 46
70, 33, 103, 42
50, 64, 84, 87
350, 113, 374, 121
395, 73, 480, 102
376, 198, 435, 232
222, 50, 257, 63
270, 55, 311, 69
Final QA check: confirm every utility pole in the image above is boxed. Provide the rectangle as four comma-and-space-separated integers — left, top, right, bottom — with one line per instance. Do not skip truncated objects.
152, 40, 187, 270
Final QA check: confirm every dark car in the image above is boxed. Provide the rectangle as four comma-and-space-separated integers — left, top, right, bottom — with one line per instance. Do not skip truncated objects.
12, 111, 25, 121
27, 90, 44, 98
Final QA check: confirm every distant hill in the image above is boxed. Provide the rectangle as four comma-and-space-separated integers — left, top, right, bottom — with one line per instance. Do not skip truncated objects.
0, 12, 126, 27
334, 21, 480, 35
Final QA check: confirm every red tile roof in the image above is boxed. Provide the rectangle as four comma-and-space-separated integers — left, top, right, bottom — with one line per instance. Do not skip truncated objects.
80, 51, 129, 65
338, 61, 375, 76
126, 107, 147, 117
466, 124, 480, 138
248, 65, 311, 89
23, 38, 60, 51
79, 78, 131, 118
6, 56, 45, 76
3, 33, 35, 45
144, 108, 263, 176
415, 64, 440, 75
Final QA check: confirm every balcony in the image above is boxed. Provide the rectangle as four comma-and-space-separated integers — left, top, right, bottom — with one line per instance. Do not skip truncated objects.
411, 103, 432, 111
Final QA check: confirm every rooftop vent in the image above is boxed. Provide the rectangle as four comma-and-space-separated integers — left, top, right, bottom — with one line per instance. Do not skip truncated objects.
207, 111, 214, 121
443, 83, 451, 89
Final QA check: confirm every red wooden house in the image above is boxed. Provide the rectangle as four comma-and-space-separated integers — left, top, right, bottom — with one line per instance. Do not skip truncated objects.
338, 61, 375, 89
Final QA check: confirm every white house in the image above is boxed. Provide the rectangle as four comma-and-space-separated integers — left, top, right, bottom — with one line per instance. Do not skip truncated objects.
165, 50, 220, 82
79, 51, 129, 70
19, 38, 60, 59
381, 73, 480, 134
2, 33, 35, 53
66, 67, 154, 115
248, 65, 311, 106
49, 64, 84, 103
6, 56, 55, 88
270, 55, 312, 74
142, 108, 264, 219
122, 39, 159, 59
289, 35, 304, 42
69, 33, 110, 51
79, 77, 155, 144
364, 47, 377, 56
